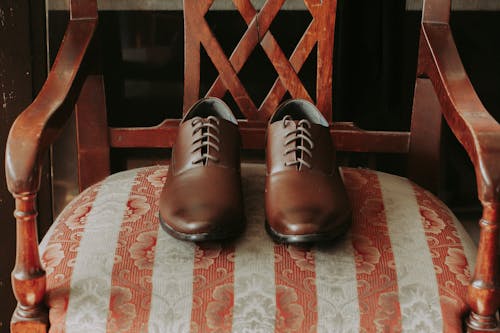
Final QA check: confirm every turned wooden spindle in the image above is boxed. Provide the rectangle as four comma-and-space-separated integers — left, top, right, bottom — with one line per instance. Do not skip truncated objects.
10, 193, 48, 333
467, 204, 500, 331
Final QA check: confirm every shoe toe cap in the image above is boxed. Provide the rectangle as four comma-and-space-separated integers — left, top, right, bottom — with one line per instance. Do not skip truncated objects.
266, 170, 351, 238
270, 207, 343, 235
159, 167, 245, 237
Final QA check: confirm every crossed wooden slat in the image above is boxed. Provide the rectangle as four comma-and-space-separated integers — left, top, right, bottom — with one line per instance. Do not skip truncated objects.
183, 0, 336, 121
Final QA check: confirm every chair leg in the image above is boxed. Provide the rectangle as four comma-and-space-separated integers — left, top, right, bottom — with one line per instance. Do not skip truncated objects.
11, 309, 48, 333
467, 203, 500, 332
10, 193, 48, 333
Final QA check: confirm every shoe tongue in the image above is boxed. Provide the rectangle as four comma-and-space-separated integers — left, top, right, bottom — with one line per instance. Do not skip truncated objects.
275, 119, 313, 171
182, 98, 237, 124
270, 99, 328, 126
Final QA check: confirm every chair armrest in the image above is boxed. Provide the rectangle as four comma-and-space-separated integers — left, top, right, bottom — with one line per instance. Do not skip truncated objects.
421, 22, 500, 204
5, 18, 96, 195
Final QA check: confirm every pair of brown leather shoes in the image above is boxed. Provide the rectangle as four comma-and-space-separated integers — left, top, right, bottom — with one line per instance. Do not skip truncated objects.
159, 97, 351, 243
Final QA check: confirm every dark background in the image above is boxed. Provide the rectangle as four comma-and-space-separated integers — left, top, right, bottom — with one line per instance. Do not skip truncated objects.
1, 1, 499, 330
0, 1, 50, 331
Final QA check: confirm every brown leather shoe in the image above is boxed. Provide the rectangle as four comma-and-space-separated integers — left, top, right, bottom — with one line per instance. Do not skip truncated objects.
265, 99, 351, 243
159, 97, 245, 241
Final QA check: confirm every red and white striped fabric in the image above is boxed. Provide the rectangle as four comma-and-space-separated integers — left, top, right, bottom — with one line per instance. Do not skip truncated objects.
39, 164, 476, 333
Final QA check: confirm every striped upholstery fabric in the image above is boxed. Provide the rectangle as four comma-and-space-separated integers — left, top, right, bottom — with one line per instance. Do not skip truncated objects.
39, 164, 476, 333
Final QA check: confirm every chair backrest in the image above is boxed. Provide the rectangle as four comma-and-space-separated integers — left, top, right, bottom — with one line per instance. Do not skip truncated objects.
183, 0, 335, 121
70, 0, 440, 192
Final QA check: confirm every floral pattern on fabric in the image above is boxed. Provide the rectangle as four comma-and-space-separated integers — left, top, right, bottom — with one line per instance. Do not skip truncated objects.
106, 286, 137, 332
413, 184, 473, 333
373, 291, 401, 332
275, 244, 317, 333
129, 231, 158, 270
146, 167, 168, 189
419, 206, 446, 235
352, 234, 381, 275
286, 245, 315, 272
191, 243, 235, 333
342, 169, 402, 331
276, 285, 306, 332
106, 167, 165, 333
64, 202, 94, 231
194, 243, 222, 270
39, 165, 476, 332
42, 183, 102, 333
445, 248, 471, 286
206, 284, 234, 332
122, 195, 151, 223
42, 243, 65, 275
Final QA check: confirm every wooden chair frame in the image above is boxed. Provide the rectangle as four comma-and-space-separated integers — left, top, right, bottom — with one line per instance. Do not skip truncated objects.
5, 0, 500, 331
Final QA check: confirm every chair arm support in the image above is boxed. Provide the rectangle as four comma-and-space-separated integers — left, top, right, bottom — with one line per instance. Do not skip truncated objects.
420, 22, 500, 330
5, 19, 96, 195
7, 18, 97, 330
421, 22, 500, 204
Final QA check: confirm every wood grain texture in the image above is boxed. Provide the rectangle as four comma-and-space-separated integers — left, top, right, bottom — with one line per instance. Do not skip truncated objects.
310, 0, 335, 121
10, 194, 48, 333
408, 78, 442, 193
6, 0, 500, 331
185, 0, 334, 119
5, 19, 96, 194
75, 75, 110, 191
6, 1, 97, 330
70, 0, 97, 20
109, 121, 410, 152
420, 23, 500, 204
259, 18, 318, 117
184, 0, 258, 118
422, 0, 449, 23
207, 0, 288, 103
420, 0, 500, 330
407, 0, 500, 11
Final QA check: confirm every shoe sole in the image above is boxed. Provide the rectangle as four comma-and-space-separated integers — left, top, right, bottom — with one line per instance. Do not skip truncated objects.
159, 213, 245, 242
265, 214, 351, 244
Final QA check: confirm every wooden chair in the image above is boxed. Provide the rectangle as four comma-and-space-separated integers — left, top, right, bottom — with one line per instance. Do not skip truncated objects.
5, 0, 500, 331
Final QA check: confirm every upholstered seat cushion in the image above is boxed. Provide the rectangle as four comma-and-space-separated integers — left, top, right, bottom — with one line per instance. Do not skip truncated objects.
40, 164, 476, 332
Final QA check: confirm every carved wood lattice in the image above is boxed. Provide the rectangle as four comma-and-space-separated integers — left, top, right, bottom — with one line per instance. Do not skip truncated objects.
183, 0, 337, 121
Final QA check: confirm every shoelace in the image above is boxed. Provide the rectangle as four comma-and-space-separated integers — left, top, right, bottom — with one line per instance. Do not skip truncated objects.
282, 115, 314, 169
191, 116, 220, 165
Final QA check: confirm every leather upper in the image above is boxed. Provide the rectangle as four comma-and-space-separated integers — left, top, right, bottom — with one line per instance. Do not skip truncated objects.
170, 117, 241, 175
265, 99, 351, 238
266, 121, 335, 175
159, 98, 245, 238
